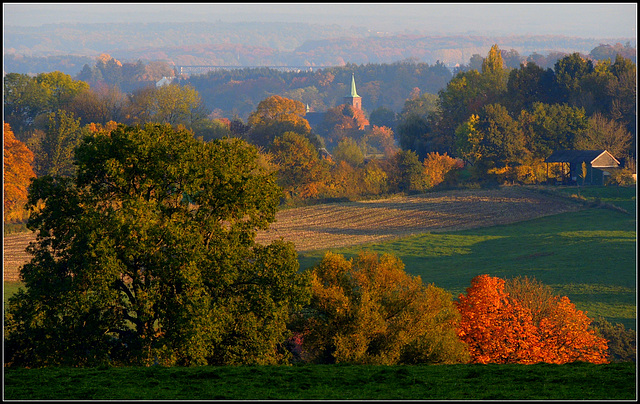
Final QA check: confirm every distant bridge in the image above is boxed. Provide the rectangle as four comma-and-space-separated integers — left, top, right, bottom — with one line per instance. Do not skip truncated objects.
175, 65, 338, 76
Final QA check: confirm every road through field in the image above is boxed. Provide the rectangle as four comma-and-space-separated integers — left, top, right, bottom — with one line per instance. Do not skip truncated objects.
4, 187, 583, 281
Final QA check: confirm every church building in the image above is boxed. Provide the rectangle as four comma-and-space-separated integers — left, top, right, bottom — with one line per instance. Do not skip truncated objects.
343, 73, 362, 110
305, 73, 362, 128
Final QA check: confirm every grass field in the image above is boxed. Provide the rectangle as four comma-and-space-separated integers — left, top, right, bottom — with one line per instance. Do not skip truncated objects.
4, 186, 636, 327
298, 185, 637, 330
2, 185, 637, 401
3, 362, 636, 400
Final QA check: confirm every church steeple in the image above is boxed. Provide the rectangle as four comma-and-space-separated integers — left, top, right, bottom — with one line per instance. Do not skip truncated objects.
348, 73, 359, 97
344, 73, 362, 110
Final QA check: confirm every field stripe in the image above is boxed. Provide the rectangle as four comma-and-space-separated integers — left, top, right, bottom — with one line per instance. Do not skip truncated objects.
4, 187, 583, 281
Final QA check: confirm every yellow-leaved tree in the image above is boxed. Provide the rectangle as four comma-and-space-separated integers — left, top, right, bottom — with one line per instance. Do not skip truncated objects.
296, 251, 469, 364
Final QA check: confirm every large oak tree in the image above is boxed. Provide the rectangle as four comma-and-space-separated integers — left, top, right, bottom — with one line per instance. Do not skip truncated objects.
5, 124, 310, 367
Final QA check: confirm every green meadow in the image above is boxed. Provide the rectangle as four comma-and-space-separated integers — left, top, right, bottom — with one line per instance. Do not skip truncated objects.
299, 186, 637, 330
3, 362, 636, 400
3, 186, 636, 401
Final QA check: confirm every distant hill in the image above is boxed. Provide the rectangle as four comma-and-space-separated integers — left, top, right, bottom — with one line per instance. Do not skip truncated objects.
3, 21, 636, 76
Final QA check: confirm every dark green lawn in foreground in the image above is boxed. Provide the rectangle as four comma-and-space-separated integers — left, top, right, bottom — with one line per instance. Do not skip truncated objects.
3, 362, 636, 400
299, 186, 637, 330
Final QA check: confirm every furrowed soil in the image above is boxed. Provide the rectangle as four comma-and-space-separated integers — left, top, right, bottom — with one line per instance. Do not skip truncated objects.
3, 232, 34, 282
256, 187, 584, 252
3, 187, 584, 281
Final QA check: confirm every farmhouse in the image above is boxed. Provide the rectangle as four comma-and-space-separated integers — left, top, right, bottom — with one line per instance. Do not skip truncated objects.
156, 76, 176, 87
545, 150, 620, 186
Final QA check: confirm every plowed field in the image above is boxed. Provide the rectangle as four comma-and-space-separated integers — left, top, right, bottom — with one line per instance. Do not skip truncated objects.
4, 187, 583, 281
3, 232, 34, 282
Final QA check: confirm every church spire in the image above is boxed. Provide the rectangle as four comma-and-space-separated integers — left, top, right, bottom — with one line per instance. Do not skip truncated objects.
344, 73, 362, 110
348, 73, 359, 97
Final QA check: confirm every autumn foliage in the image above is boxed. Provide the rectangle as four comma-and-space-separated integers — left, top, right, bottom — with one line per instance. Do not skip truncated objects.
456, 274, 609, 364
298, 252, 469, 365
3, 123, 36, 223
422, 152, 464, 188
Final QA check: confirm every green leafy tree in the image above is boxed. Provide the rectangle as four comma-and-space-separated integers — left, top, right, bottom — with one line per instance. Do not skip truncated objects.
36, 71, 90, 112
397, 93, 440, 158
608, 55, 637, 147
391, 149, 425, 192
368, 106, 397, 131
506, 62, 557, 114
193, 118, 233, 142
3, 73, 49, 136
436, 70, 486, 155
3, 71, 88, 137
332, 137, 365, 167
4, 124, 310, 367
399, 93, 439, 122
527, 102, 589, 158
127, 84, 207, 129
476, 103, 527, 167
397, 113, 434, 159
299, 251, 469, 365
482, 44, 508, 90
30, 109, 83, 177
437, 46, 510, 156
269, 131, 330, 200
591, 317, 636, 363
554, 53, 594, 105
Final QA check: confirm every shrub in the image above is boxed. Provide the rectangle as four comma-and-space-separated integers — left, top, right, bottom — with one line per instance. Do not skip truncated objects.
300, 251, 469, 365
422, 152, 463, 188
591, 317, 637, 363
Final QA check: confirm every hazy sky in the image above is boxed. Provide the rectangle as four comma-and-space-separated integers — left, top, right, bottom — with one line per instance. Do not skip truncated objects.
3, 3, 637, 38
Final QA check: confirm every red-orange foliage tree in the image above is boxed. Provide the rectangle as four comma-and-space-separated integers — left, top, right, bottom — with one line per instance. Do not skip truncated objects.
3, 123, 36, 223
455, 274, 542, 364
536, 296, 609, 364
363, 125, 398, 158
456, 274, 609, 364
318, 104, 369, 148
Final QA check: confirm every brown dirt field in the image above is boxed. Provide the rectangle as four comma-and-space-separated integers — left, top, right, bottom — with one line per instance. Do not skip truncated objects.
256, 187, 584, 252
4, 187, 584, 282
3, 232, 35, 282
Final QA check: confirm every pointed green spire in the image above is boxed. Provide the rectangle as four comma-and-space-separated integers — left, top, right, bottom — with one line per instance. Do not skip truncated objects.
348, 73, 360, 98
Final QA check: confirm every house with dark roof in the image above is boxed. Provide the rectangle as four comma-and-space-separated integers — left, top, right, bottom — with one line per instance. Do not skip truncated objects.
545, 150, 620, 185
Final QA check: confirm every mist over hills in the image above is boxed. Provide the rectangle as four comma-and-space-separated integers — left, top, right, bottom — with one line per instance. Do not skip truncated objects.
3, 21, 636, 77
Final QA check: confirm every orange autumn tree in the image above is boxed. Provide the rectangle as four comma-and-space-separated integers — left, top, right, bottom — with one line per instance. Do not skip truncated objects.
4, 123, 36, 223
363, 125, 398, 158
506, 276, 609, 364
455, 274, 542, 364
456, 274, 609, 364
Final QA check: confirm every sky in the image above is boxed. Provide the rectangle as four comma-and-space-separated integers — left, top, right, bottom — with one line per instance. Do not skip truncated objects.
3, 3, 637, 38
